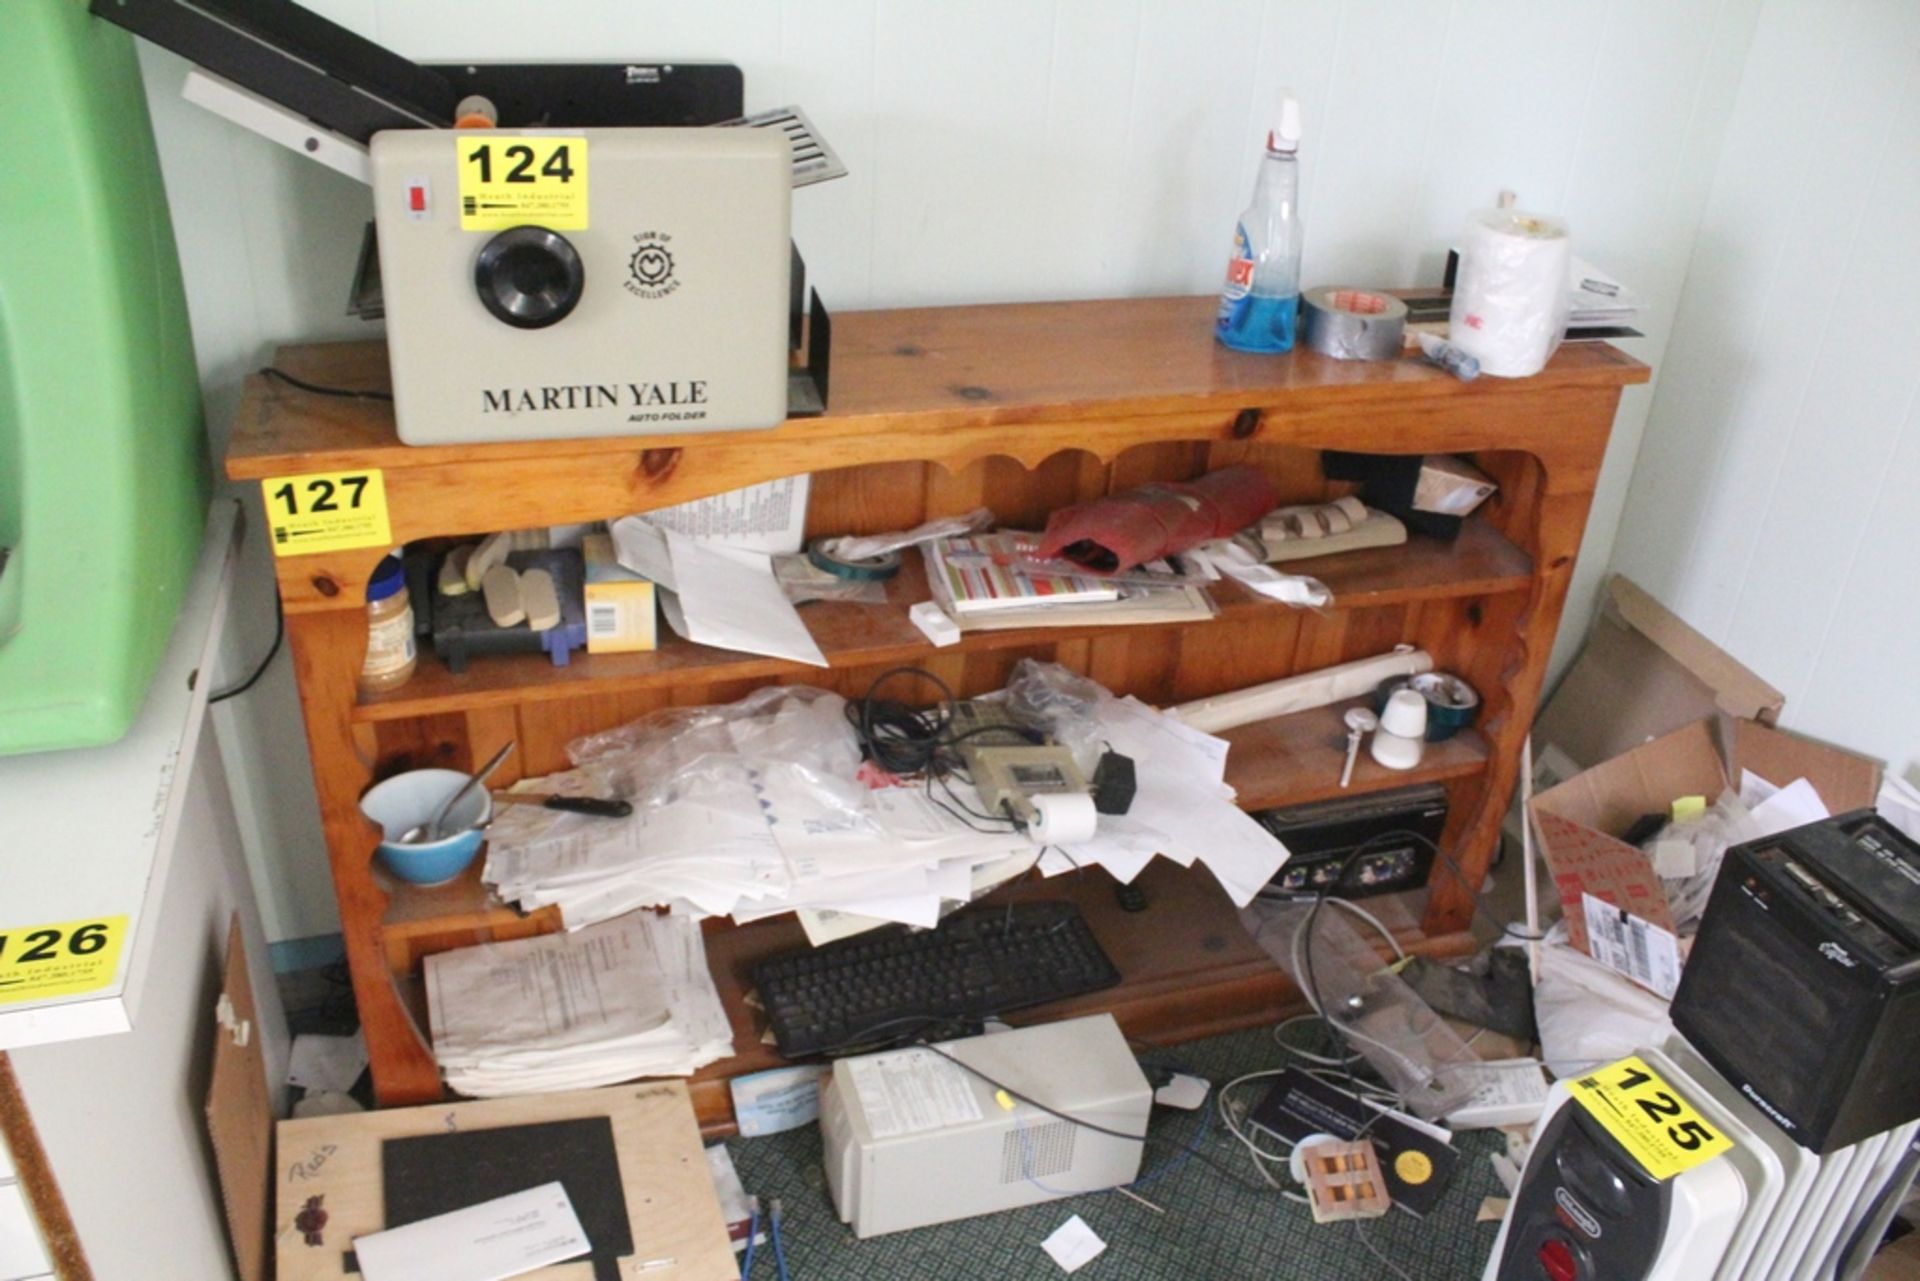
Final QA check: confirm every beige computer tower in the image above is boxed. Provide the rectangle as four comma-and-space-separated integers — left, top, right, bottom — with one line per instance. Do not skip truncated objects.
370, 127, 791, 445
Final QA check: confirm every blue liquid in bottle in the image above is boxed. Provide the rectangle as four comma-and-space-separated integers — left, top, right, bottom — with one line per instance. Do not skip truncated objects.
1217, 290, 1300, 353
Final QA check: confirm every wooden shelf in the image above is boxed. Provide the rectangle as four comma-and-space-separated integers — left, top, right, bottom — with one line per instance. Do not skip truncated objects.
1222, 698, 1488, 811
229, 296, 1645, 1111
368, 696, 1489, 964
355, 523, 1529, 723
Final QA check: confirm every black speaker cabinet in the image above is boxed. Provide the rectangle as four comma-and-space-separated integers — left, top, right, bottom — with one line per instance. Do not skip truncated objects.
1671, 810, 1920, 1153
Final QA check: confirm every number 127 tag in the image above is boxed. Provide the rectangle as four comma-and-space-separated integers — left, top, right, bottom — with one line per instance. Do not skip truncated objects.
261, 469, 392, 557
1566, 1055, 1733, 1181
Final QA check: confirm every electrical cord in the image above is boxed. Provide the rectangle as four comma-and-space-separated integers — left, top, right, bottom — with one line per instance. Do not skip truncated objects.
847, 666, 1032, 832
209, 593, 284, 703
261, 366, 394, 401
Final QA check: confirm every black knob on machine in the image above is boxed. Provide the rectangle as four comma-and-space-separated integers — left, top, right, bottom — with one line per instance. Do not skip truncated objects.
473, 226, 584, 329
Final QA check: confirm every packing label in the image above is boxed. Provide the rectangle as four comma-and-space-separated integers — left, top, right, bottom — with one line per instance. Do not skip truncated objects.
457, 136, 589, 231
0, 915, 128, 1005
844, 1048, 983, 1139
1581, 892, 1683, 998
262, 468, 392, 556
1566, 1055, 1732, 1181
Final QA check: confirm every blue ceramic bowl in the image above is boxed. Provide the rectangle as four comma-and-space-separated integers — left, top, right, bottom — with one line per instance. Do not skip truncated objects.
358, 768, 491, 886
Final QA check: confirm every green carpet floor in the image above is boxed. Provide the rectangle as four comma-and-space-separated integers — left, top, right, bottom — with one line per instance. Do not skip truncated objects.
721, 1026, 1507, 1280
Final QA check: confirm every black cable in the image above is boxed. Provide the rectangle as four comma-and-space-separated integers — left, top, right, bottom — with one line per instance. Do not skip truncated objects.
262, 366, 395, 401
209, 593, 284, 703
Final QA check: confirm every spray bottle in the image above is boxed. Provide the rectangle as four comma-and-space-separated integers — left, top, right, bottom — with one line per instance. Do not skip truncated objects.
1215, 91, 1305, 353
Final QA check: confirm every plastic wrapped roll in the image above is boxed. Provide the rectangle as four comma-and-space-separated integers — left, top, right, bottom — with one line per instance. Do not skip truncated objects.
1036, 465, 1280, 574
1448, 202, 1572, 378
1169, 646, 1433, 734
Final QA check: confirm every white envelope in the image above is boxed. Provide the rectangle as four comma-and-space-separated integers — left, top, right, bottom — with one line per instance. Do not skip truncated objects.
351, 1181, 590, 1281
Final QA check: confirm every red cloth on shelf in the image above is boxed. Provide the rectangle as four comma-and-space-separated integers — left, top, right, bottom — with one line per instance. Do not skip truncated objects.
1036, 465, 1280, 573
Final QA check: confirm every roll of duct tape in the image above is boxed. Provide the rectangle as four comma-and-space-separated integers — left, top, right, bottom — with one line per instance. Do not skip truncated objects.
1373, 671, 1480, 741
1301, 287, 1409, 361
806, 540, 902, 581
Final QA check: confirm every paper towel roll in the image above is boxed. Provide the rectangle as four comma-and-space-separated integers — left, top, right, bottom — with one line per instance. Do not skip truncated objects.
1448, 205, 1571, 378
1029, 792, 1098, 844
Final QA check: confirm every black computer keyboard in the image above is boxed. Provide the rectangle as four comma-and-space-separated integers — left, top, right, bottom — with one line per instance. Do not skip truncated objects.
754, 901, 1122, 1058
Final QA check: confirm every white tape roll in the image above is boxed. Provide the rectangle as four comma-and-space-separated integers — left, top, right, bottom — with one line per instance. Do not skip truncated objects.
1029, 792, 1098, 844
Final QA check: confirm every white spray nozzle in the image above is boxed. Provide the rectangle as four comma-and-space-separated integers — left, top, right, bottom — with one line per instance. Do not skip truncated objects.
1270, 90, 1302, 153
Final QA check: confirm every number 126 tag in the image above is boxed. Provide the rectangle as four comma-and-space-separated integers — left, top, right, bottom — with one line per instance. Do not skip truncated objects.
1566, 1054, 1733, 1181
261, 469, 392, 557
0, 915, 129, 1006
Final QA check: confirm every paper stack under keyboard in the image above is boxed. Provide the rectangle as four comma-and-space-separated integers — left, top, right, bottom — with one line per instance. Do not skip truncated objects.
425, 910, 733, 1096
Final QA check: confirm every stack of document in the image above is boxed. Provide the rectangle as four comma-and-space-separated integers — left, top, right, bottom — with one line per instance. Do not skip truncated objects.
481, 686, 1041, 943
484, 771, 1041, 946
1568, 258, 1646, 330
425, 911, 734, 1096
481, 674, 1290, 955
923, 534, 1217, 631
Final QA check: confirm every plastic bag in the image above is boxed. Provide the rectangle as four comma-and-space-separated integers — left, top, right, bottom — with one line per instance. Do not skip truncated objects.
1242, 897, 1479, 1119
1002, 659, 1108, 776
1532, 925, 1674, 1080
555, 685, 874, 836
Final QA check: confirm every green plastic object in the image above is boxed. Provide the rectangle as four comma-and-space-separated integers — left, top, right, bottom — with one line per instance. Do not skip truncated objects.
0, 0, 209, 754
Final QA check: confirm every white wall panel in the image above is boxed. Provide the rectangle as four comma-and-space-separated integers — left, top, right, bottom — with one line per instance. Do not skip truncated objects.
129, 0, 1765, 939
1611, 0, 1920, 778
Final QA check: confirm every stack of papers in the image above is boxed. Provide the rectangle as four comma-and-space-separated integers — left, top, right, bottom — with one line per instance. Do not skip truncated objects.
924, 535, 1218, 631
425, 911, 734, 1096
1568, 258, 1646, 329
482, 674, 1290, 956
924, 533, 1120, 612
481, 686, 1041, 942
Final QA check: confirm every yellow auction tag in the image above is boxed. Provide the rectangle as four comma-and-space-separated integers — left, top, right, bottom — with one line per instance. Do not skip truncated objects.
1566, 1055, 1733, 1181
457, 135, 589, 230
0, 916, 129, 1005
261, 469, 392, 556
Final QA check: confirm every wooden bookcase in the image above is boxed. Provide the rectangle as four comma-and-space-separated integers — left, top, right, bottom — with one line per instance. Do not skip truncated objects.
225, 295, 1647, 1130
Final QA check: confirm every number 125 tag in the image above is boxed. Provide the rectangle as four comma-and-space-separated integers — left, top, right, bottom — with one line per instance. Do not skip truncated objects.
261, 468, 392, 557
1567, 1054, 1734, 1181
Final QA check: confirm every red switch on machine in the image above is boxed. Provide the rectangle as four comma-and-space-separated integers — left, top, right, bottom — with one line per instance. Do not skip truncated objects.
1537, 1237, 1578, 1281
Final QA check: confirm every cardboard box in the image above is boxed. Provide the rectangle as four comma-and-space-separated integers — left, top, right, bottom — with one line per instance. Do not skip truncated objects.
582, 532, 658, 654
1529, 717, 1881, 963
1536, 575, 1785, 775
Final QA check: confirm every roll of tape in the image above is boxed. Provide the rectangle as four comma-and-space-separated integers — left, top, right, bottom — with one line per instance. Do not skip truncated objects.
1028, 792, 1098, 844
1373, 671, 1480, 741
1301, 287, 1409, 361
806, 540, 902, 581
